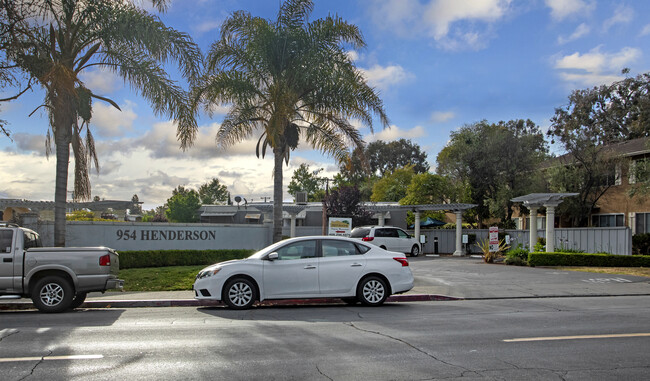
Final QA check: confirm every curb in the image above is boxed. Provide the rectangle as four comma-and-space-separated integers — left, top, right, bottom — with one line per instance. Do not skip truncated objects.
0, 294, 462, 311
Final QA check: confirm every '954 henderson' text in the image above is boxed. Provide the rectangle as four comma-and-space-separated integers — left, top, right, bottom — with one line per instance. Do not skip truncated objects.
116, 229, 217, 241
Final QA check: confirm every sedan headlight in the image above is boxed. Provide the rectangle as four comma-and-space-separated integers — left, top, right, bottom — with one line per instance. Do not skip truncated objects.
197, 267, 222, 279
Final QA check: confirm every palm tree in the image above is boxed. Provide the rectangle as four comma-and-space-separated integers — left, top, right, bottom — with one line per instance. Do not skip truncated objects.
184, 0, 389, 243
4, 0, 201, 246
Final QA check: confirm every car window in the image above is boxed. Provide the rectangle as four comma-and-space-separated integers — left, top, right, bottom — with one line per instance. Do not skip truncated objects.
350, 228, 370, 238
23, 232, 42, 249
379, 228, 398, 238
355, 243, 371, 254
322, 240, 360, 257
275, 240, 317, 260
397, 229, 409, 238
0, 230, 13, 253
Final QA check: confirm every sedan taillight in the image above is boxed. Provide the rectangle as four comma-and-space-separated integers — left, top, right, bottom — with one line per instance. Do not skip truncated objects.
99, 254, 111, 266
362, 237, 374, 241
393, 257, 409, 267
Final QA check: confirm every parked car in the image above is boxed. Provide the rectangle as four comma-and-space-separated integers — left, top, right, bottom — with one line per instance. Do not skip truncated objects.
0, 223, 123, 313
193, 236, 414, 309
350, 226, 421, 257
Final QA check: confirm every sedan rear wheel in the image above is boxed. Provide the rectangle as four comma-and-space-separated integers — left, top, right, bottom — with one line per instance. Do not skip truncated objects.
223, 278, 256, 309
357, 276, 388, 306
410, 244, 420, 257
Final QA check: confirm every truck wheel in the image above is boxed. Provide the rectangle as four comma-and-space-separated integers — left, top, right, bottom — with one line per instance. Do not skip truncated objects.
69, 292, 88, 310
31, 276, 74, 313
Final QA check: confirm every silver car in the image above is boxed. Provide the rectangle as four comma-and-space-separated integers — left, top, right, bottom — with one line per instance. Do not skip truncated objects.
193, 236, 414, 309
350, 226, 421, 257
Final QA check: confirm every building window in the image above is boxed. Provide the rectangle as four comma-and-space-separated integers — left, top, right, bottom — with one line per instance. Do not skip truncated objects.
635, 213, 650, 234
595, 164, 621, 186
591, 214, 624, 227
526, 216, 546, 230
629, 158, 650, 184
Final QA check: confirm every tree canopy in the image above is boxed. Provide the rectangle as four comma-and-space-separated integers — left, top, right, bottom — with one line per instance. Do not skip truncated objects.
437, 119, 548, 227
198, 178, 230, 205
186, 0, 388, 242
165, 186, 201, 223
287, 163, 325, 202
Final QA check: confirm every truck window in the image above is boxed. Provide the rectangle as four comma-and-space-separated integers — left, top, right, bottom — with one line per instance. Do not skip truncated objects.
0, 230, 13, 253
23, 231, 42, 249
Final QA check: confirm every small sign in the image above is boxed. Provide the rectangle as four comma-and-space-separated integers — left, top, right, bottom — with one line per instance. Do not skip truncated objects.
462, 234, 468, 244
328, 217, 352, 237
489, 226, 499, 252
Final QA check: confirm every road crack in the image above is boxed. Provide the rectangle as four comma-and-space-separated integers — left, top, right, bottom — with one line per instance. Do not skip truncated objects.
316, 364, 334, 381
19, 350, 52, 381
344, 322, 479, 378
0, 329, 20, 342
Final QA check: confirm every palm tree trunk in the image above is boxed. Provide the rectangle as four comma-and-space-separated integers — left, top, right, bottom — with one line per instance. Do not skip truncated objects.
273, 147, 284, 243
52, 96, 74, 247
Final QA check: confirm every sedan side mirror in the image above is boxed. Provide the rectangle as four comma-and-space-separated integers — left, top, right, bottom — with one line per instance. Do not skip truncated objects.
267, 252, 279, 261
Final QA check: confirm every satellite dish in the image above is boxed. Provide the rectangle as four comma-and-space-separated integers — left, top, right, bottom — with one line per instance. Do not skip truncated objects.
234, 196, 247, 206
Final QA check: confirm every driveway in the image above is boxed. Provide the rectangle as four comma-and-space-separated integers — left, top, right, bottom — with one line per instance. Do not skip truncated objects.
409, 255, 650, 299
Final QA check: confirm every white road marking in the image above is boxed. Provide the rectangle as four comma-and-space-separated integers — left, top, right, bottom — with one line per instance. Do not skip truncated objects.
582, 278, 632, 283
504, 333, 650, 343
0, 354, 103, 363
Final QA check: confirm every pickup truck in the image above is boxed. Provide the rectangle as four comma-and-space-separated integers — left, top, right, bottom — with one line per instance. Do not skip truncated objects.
0, 223, 124, 313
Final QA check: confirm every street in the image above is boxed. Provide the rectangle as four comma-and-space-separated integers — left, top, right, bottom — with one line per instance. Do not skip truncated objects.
2, 296, 649, 380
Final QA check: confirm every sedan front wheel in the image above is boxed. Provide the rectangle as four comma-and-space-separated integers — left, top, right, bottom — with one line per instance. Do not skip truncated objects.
222, 278, 256, 309
357, 276, 388, 306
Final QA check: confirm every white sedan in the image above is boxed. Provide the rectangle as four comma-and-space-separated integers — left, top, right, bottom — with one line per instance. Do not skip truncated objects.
193, 236, 414, 309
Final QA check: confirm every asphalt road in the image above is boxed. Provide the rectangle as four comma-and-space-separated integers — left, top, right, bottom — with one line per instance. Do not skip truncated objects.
2, 296, 649, 380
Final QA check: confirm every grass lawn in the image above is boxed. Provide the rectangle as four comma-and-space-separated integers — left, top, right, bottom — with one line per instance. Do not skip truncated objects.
553, 267, 650, 278
119, 265, 204, 291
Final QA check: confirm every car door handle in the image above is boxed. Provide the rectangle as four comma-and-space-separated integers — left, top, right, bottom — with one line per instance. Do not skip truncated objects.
350, 263, 362, 267
2, 258, 11, 263
304, 265, 316, 269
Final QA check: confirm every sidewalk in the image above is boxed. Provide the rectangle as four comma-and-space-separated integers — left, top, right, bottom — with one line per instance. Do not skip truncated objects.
2, 256, 649, 310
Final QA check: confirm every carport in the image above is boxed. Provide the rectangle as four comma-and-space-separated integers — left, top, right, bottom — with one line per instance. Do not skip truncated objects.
366, 203, 477, 256
510, 193, 578, 252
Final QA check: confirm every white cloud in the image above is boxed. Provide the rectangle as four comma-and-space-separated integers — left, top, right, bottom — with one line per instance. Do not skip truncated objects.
79, 69, 122, 94
346, 50, 360, 62
554, 46, 642, 86
603, 5, 633, 31
641, 24, 650, 36
424, 0, 511, 40
368, 0, 511, 51
91, 101, 137, 138
365, 125, 426, 142
12, 133, 46, 153
545, 0, 594, 21
557, 23, 590, 44
430, 111, 456, 123
361, 64, 413, 91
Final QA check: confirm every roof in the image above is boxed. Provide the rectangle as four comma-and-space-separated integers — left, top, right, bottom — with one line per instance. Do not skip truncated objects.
511, 193, 578, 207
543, 136, 650, 168
0, 198, 137, 211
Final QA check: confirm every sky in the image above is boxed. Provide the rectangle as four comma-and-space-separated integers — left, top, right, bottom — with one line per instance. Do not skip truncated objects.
1, 0, 650, 210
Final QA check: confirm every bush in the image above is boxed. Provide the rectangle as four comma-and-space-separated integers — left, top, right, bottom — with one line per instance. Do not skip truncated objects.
632, 233, 650, 255
505, 246, 529, 266
528, 252, 650, 267
118, 249, 254, 269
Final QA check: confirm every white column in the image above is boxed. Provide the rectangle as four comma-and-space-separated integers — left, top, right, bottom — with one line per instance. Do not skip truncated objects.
414, 210, 421, 248
545, 205, 555, 252
529, 206, 538, 251
453, 211, 464, 256
290, 213, 297, 238
378, 213, 386, 226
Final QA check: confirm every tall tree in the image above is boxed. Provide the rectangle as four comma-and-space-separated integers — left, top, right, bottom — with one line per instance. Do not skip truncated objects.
323, 186, 373, 227
367, 139, 430, 176
186, 0, 388, 242
437, 120, 548, 227
3, 0, 200, 246
198, 178, 229, 205
287, 163, 325, 201
370, 166, 415, 202
165, 186, 201, 223
548, 71, 650, 224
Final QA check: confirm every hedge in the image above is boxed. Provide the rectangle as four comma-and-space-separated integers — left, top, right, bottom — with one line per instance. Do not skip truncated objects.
117, 249, 255, 269
528, 252, 650, 267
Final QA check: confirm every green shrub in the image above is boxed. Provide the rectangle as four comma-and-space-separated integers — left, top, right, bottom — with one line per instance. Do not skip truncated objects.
505, 246, 529, 266
117, 249, 254, 269
528, 252, 650, 267
632, 233, 650, 255
504, 256, 526, 266
534, 237, 546, 252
